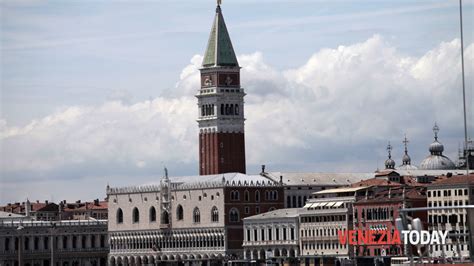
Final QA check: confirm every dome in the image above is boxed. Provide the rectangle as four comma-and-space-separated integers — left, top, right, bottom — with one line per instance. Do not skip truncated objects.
385, 158, 395, 169
419, 123, 456, 170
402, 154, 411, 164
419, 155, 456, 170
429, 140, 444, 154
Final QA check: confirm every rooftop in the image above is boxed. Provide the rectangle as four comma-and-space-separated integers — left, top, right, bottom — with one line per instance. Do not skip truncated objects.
313, 186, 369, 195
265, 172, 374, 186
243, 208, 300, 220
429, 174, 474, 187
202, 4, 239, 67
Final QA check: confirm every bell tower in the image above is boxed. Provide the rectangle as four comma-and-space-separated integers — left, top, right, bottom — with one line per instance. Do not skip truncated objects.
197, 2, 246, 175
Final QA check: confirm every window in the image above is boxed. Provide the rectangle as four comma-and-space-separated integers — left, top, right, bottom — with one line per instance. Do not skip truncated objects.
176, 205, 184, 220
149, 206, 157, 222
244, 190, 250, 201
211, 206, 219, 222
132, 207, 140, 223
255, 191, 260, 202
193, 207, 201, 223
255, 206, 260, 214
230, 190, 240, 201
229, 208, 240, 222
245, 206, 250, 214
161, 211, 170, 224
116, 208, 123, 224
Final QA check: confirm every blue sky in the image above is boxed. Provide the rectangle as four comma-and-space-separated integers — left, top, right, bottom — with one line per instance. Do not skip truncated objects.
1, 0, 473, 202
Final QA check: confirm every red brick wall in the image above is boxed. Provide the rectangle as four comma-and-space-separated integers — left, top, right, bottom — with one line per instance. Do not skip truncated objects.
199, 132, 246, 175
223, 186, 285, 249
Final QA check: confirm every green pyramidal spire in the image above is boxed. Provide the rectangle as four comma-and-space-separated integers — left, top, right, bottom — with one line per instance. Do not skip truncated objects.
202, 4, 239, 67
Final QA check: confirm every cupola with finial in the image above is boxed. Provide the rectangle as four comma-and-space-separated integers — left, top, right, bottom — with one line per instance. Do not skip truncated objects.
384, 142, 396, 169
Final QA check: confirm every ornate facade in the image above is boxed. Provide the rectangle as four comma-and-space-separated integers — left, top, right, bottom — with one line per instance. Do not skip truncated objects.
107, 172, 284, 265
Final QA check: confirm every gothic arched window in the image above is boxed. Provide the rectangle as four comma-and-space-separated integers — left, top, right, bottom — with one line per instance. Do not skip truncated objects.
132, 207, 140, 223
211, 206, 219, 222
230, 190, 240, 201
116, 208, 123, 224
229, 208, 240, 222
255, 190, 260, 202
176, 205, 184, 220
244, 190, 250, 202
235, 104, 239, 115
149, 206, 157, 222
161, 211, 170, 224
193, 207, 201, 223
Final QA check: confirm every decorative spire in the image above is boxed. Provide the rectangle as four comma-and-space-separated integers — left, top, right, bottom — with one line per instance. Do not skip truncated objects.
401, 134, 412, 166
387, 142, 393, 159
403, 134, 409, 155
202, 2, 239, 67
385, 141, 395, 169
433, 122, 439, 141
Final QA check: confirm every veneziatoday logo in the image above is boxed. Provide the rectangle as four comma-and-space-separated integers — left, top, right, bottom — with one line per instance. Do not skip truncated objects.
338, 230, 448, 245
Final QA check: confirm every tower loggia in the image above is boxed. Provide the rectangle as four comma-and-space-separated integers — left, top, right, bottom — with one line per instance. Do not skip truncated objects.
197, 2, 246, 175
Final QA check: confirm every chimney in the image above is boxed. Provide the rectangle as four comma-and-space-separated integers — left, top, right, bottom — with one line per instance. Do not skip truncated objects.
261, 165, 266, 174
447, 172, 453, 178
36, 200, 39, 203
45, 200, 48, 204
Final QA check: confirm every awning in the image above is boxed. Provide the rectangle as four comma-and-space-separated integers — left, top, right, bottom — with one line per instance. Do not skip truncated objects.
303, 203, 313, 208
318, 202, 328, 207
311, 203, 321, 208
333, 202, 344, 207
325, 202, 336, 207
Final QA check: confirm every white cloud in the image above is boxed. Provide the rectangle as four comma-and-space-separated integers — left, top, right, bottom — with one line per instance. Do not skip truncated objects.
1, 36, 473, 202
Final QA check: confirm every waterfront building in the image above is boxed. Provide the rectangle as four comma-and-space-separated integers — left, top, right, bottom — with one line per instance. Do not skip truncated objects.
242, 208, 300, 264
0, 219, 108, 266
298, 187, 368, 266
427, 174, 474, 261
353, 186, 427, 264
107, 171, 284, 265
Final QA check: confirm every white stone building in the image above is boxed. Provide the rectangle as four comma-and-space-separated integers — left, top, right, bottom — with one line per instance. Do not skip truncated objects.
0, 219, 108, 266
298, 187, 368, 266
427, 174, 474, 261
242, 208, 300, 263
